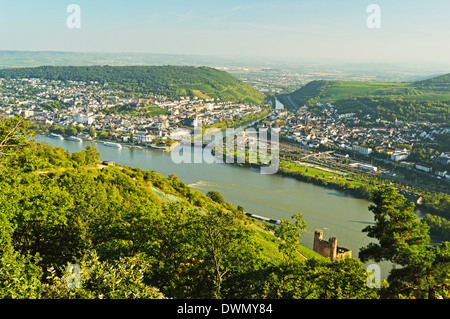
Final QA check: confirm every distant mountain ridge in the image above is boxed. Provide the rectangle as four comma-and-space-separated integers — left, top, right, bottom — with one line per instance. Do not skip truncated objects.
0, 65, 266, 105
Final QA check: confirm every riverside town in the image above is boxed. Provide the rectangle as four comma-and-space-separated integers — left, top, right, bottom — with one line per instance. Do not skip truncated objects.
1, 0, 450, 305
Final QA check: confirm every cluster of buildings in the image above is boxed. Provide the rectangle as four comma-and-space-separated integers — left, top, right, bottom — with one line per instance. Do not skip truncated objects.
0, 77, 266, 146
261, 101, 450, 179
1, 77, 448, 181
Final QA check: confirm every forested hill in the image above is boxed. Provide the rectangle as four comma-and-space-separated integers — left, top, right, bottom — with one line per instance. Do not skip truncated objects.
413, 73, 450, 93
0, 65, 266, 105
0, 116, 382, 299
277, 74, 450, 124
1, 116, 449, 299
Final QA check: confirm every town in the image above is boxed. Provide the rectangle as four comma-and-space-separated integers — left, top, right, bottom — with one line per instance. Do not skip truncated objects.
0, 77, 268, 150
1, 75, 449, 192
260, 99, 450, 192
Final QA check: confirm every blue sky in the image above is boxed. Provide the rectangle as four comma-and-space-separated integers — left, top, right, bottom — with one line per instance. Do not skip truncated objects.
1, 0, 449, 64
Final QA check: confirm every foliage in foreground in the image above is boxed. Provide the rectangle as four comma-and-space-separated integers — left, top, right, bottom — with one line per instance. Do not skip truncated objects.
0, 116, 448, 299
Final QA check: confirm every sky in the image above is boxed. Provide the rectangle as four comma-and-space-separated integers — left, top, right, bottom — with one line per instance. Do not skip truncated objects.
1, 0, 450, 65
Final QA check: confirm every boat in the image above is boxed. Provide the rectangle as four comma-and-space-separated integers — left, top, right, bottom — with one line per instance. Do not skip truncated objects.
68, 136, 82, 142
244, 212, 281, 225
104, 142, 122, 148
49, 133, 64, 140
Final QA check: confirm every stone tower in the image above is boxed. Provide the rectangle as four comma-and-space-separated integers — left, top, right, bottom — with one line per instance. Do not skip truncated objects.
313, 229, 351, 261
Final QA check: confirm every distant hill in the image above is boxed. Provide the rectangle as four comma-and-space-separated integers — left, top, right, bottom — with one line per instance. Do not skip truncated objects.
278, 80, 331, 108
278, 74, 450, 124
413, 73, 450, 93
0, 65, 266, 105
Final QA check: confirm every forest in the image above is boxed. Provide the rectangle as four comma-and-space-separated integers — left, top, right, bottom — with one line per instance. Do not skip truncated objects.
0, 65, 266, 105
0, 116, 449, 299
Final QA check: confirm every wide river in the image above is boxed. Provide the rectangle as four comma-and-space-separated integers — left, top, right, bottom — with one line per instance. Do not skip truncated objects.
35, 133, 392, 278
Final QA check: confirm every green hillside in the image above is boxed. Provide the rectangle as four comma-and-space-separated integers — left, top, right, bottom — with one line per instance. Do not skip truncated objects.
0, 65, 266, 105
1, 115, 449, 299
278, 75, 450, 124
413, 73, 450, 93
1, 116, 384, 300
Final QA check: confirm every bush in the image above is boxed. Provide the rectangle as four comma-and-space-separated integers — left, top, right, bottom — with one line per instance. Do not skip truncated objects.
206, 190, 225, 204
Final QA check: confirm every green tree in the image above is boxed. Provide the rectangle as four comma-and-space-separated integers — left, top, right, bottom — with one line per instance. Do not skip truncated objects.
89, 126, 96, 138
271, 213, 307, 267
268, 213, 307, 297
84, 146, 101, 165
71, 150, 86, 165
67, 124, 78, 137
359, 187, 450, 298
0, 247, 43, 299
0, 115, 32, 172
359, 187, 430, 265
42, 251, 165, 299
206, 190, 225, 205
199, 207, 259, 298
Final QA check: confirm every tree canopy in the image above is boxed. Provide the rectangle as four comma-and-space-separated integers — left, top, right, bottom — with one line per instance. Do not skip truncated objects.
359, 187, 450, 299
0, 116, 448, 299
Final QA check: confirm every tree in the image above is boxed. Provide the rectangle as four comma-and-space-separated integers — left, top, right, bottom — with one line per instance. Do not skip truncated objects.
42, 251, 166, 299
359, 187, 450, 298
271, 213, 307, 268
268, 213, 307, 297
84, 146, 101, 165
199, 207, 258, 298
0, 115, 32, 169
206, 190, 225, 205
0, 247, 43, 298
67, 124, 78, 137
359, 187, 430, 265
71, 150, 86, 165
89, 126, 96, 138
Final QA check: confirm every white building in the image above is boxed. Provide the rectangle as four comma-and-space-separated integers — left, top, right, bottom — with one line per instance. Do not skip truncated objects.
350, 162, 378, 172
415, 164, 432, 173
169, 128, 191, 141
391, 152, 410, 161
352, 144, 372, 155
73, 114, 95, 125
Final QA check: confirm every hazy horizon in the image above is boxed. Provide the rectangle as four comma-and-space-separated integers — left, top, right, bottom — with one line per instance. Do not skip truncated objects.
1, 0, 450, 68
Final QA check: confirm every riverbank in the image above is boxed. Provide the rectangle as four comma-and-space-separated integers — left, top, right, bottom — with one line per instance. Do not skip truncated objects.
36, 132, 399, 279
37, 130, 181, 152
146, 141, 179, 152
228, 151, 450, 235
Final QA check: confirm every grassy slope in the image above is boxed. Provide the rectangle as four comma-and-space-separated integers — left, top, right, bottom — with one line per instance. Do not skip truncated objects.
28, 148, 315, 264
147, 168, 322, 262
98, 161, 321, 262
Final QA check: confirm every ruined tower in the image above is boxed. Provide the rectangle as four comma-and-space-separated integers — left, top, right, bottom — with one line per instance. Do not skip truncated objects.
313, 229, 351, 261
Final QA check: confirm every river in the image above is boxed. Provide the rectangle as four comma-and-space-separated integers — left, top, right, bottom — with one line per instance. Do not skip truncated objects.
33, 101, 395, 279
35, 133, 393, 276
